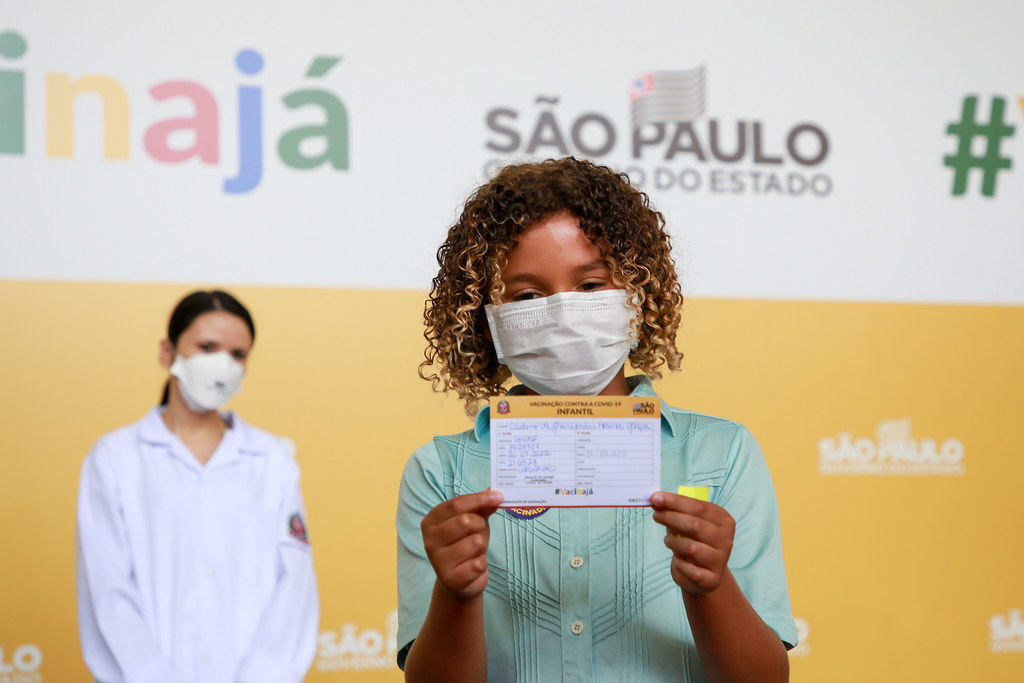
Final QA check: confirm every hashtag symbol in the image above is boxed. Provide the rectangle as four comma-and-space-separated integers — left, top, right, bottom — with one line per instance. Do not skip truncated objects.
944, 96, 1015, 197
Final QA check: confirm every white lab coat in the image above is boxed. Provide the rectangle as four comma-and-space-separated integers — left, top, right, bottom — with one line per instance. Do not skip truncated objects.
76, 407, 319, 683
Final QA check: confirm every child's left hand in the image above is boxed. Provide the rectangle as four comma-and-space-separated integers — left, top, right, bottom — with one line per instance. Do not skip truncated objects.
650, 491, 735, 594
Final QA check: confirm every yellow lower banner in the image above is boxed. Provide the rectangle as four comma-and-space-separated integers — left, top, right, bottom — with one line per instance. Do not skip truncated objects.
1, 281, 1022, 682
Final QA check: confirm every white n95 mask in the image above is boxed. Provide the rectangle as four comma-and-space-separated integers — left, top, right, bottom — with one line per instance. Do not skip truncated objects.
169, 350, 244, 412
485, 289, 636, 396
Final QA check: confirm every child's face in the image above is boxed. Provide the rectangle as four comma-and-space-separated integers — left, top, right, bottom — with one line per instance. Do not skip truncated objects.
499, 211, 619, 303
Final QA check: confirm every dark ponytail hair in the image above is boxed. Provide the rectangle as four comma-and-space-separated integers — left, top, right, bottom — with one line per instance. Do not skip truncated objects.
160, 290, 256, 405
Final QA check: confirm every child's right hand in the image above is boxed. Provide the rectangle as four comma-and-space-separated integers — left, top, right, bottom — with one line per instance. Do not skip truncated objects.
420, 490, 504, 600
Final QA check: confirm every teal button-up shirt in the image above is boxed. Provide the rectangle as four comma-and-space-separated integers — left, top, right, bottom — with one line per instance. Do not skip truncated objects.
396, 376, 796, 682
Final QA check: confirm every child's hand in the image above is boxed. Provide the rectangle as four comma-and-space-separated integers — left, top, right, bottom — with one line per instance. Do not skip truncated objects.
420, 490, 504, 601
650, 491, 735, 594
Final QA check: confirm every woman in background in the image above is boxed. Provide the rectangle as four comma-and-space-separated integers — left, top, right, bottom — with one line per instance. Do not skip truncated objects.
76, 290, 318, 683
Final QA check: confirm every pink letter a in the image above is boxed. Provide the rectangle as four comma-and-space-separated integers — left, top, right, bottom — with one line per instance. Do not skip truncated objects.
145, 81, 218, 163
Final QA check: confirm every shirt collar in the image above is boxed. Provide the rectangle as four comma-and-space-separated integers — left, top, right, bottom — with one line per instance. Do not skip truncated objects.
138, 406, 267, 467
471, 375, 680, 441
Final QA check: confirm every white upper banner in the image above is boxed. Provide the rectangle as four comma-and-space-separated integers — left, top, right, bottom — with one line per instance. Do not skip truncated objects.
2, 0, 1022, 303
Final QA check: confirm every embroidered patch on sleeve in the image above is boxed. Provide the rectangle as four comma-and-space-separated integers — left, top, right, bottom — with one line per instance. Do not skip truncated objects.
288, 512, 310, 544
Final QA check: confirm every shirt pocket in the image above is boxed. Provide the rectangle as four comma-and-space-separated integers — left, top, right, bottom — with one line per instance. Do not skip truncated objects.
677, 467, 726, 504
662, 439, 728, 503
662, 428, 731, 504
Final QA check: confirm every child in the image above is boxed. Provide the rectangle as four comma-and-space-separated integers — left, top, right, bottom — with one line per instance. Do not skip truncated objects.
397, 158, 796, 682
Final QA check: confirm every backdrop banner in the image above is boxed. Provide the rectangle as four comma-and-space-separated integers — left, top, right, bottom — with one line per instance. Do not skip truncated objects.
2, 1, 1023, 681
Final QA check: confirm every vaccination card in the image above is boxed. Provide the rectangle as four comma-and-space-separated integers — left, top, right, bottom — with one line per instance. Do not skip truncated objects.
489, 395, 661, 507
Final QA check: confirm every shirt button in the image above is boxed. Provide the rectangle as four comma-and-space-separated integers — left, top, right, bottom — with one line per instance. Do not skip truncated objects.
570, 620, 585, 635
204, 567, 213, 579
198, 654, 210, 665
202, 485, 212, 496
570, 556, 584, 569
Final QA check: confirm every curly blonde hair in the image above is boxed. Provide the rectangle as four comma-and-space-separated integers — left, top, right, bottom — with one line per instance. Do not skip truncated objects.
420, 157, 684, 414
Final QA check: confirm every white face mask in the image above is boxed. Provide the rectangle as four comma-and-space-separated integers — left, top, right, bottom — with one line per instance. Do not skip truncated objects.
169, 350, 244, 412
485, 289, 636, 396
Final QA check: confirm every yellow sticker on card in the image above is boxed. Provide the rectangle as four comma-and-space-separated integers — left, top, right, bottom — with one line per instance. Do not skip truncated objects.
677, 485, 710, 501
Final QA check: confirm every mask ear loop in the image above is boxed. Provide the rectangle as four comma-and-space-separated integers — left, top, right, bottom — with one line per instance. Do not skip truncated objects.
484, 304, 508, 364
626, 291, 642, 350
